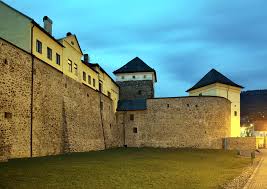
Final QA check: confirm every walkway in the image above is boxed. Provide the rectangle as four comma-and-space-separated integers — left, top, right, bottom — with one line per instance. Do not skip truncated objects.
246, 149, 267, 189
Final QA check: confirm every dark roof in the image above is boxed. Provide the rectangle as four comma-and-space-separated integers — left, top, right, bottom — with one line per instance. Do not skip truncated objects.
113, 57, 157, 81
186, 69, 243, 92
117, 99, 147, 111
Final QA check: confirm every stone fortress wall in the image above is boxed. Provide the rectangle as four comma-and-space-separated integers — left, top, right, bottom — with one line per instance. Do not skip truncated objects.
117, 97, 232, 149
1, 37, 254, 160
0, 38, 122, 159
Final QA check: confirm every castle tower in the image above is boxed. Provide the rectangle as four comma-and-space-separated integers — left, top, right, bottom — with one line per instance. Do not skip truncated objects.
186, 69, 243, 137
113, 57, 157, 100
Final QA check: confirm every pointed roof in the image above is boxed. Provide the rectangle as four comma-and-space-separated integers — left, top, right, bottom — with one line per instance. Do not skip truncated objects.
186, 69, 243, 92
113, 57, 157, 81
58, 34, 83, 54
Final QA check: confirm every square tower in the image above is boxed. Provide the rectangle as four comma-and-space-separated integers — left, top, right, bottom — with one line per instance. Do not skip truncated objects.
113, 57, 157, 100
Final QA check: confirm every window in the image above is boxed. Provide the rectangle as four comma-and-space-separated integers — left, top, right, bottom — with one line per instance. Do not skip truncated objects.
121, 76, 124, 79
144, 75, 146, 78
93, 79, 96, 87
4, 112, 12, 119
56, 53, 60, 65
133, 127, 137, 133
130, 114, 134, 121
68, 60, 72, 72
167, 104, 170, 108
132, 75, 135, 79
99, 82, 103, 92
74, 63, 78, 75
199, 93, 203, 96
83, 71, 86, 81
36, 40, 42, 54
108, 91, 111, 98
138, 90, 142, 95
88, 75, 91, 84
234, 111, 237, 116
47, 47, 52, 60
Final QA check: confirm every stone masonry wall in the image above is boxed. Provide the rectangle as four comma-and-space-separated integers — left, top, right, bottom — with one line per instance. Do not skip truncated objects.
0, 38, 121, 159
117, 80, 154, 100
224, 137, 257, 150
117, 97, 231, 149
0, 38, 32, 158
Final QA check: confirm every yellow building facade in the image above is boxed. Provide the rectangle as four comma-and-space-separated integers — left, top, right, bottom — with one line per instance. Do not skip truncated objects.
89, 64, 119, 112
32, 25, 63, 71
187, 69, 243, 137
1, 1, 119, 112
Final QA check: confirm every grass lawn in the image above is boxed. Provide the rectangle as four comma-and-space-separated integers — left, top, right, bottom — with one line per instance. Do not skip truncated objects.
0, 148, 250, 189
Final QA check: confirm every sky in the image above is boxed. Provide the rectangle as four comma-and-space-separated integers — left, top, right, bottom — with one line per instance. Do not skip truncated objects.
4, 0, 267, 97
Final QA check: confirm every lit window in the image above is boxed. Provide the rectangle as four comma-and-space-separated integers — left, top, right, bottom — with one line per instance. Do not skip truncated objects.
36, 40, 42, 54
83, 71, 86, 81
68, 60, 72, 72
47, 47, 52, 60
93, 79, 95, 87
88, 75, 91, 84
133, 127, 137, 133
56, 53, 60, 65
130, 114, 134, 121
74, 63, 78, 75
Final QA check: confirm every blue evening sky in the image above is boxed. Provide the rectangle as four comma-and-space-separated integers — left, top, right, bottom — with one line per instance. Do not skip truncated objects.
4, 0, 267, 97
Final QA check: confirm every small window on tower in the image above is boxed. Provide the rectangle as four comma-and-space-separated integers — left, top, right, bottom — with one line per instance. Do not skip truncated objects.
133, 127, 138, 133
138, 90, 142, 95
132, 75, 135, 79
130, 114, 134, 121
234, 111, 237, 116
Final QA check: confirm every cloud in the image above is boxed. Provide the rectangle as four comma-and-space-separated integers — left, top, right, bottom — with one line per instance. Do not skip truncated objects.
4, 0, 267, 96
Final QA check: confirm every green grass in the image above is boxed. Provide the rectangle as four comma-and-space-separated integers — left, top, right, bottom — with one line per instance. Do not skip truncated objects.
0, 148, 250, 189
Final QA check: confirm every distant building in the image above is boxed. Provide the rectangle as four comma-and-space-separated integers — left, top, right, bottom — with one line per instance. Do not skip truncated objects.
186, 69, 243, 137
241, 90, 267, 136
113, 57, 157, 100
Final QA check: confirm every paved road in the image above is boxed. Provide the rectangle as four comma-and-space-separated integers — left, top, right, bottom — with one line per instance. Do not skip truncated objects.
246, 149, 267, 189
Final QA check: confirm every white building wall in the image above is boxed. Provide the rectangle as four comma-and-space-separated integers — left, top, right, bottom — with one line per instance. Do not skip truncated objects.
115, 72, 155, 83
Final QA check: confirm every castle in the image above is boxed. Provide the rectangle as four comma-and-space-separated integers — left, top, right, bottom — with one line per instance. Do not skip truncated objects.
0, 1, 260, 160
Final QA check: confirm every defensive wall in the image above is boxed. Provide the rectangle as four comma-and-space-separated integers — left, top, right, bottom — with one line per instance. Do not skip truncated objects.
1, 37, 261, 161
0, 38, 122, 159
117, 97, 232, 149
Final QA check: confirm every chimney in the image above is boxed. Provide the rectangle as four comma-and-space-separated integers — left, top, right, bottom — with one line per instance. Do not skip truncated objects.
43, 16, 53, 35
84, 54, 89, 63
